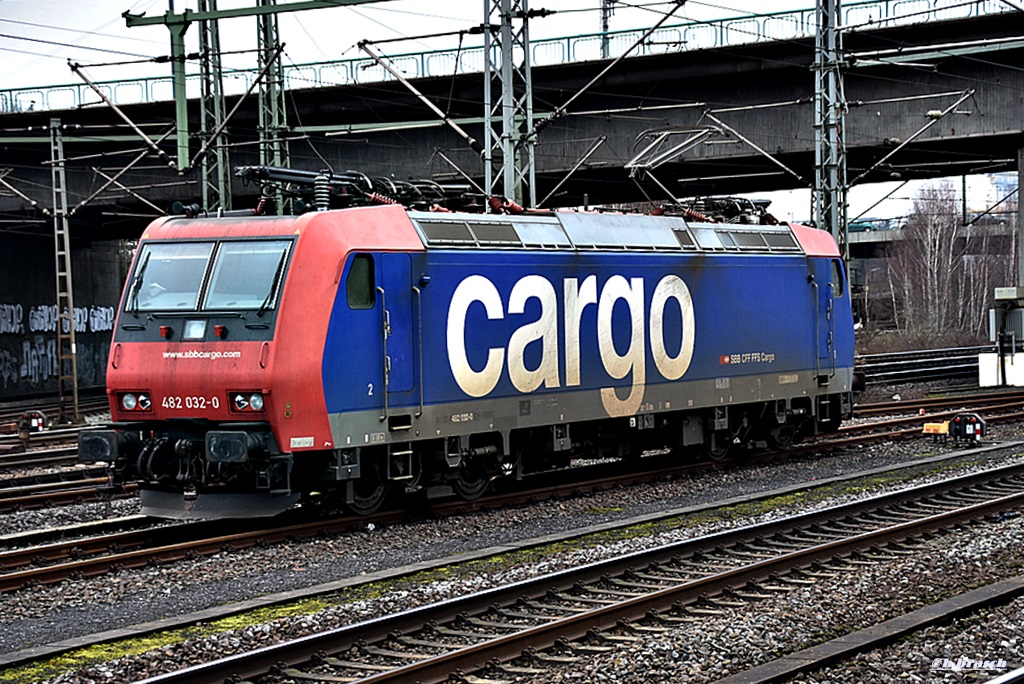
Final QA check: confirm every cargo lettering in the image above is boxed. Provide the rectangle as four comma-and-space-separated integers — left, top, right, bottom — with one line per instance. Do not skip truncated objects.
446, 274, 694, 417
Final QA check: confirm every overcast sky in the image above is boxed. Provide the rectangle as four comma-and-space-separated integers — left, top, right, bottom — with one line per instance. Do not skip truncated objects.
0, 0, 1013, 221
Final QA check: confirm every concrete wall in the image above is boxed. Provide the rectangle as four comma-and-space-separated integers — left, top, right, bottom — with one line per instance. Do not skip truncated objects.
0, 235, 127, 398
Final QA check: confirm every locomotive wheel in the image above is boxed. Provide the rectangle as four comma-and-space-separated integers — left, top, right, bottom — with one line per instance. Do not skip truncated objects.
703, 432, 731, 462
348, 479, 388, 516
453, 457, 490, 500
346, 461, 389, 516
766, 424, 796, 450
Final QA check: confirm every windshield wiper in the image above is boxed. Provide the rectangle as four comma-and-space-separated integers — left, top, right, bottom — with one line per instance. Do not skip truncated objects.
126, 252, 151, 317
256, 250, 288, 317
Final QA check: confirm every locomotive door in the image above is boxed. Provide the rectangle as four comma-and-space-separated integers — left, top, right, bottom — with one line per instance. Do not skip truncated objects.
810, 258, 836, 382
379, 253, 415, 395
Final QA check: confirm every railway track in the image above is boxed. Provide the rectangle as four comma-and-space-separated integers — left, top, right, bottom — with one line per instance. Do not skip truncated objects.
0, 384, 1012, 498
0, 430, 1015, 598
0, 395, 109, 431
0, 382, 1015, 532
0, 445, 77, 471
0, 388, 1019, 524
124, 458, 1024, 684
855, 345, 992, 386
0, 425, 85, 448
854, 388, 1024, 417
0, 478, 133, 513
720, 576, 1024, 683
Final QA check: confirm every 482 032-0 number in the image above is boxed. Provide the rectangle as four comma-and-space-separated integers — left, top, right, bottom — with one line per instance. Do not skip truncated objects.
162, 395, 221, 410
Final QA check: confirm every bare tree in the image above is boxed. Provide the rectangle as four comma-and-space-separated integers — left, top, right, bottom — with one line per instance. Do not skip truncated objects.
886, 180, 1012, 339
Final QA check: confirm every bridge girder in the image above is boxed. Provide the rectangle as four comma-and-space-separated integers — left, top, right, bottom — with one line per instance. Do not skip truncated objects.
1, 10, 1023, 238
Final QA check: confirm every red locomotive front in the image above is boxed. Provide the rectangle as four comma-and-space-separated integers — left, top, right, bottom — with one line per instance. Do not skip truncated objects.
79, 206, 422, 518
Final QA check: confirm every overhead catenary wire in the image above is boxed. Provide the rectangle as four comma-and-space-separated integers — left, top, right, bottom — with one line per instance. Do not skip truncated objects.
357, 40, 484, 156
70, 127, 174, 215
90, 167, 165, 215
0, 175, 50, 216
13, 2, 1017, 141
69, 61, 177, 171
538, 136, 607, 207
0, 32, 154, 60
849, 89, 976, 186
532, 0, 688, 135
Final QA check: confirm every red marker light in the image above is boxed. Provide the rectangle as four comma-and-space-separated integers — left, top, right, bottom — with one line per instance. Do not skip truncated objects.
214, 325, 227, 338
159, 325, 172, 339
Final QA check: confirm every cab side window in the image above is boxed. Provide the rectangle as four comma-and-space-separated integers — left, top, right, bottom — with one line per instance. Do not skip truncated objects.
830, 259, 846, 298
346, 254, 375, 309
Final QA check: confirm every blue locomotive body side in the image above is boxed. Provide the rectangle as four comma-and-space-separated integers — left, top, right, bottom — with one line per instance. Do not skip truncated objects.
321, 223, 854, 439
325, 253, 844, 406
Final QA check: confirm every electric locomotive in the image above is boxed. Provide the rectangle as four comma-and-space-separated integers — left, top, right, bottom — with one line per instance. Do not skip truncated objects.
80, 181, 855, 519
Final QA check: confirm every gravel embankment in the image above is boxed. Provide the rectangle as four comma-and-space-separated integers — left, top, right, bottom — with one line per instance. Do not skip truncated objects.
792, 596, 1024, 683
0, 439, 1006, 649
33, 457, 1024, 684
0, 428, 1015, 683
526, 512, 1024, 683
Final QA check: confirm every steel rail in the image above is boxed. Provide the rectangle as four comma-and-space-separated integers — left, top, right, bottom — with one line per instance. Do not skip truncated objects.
856, 346, 993, 386
843, 401, 1024, 433
0, 481, 134, 514
0, 397, 108, 427
855, 389, 1024, 416
0, 427, 85, 447
131, 460, 1024, 684
0, 466, 109, 491
0, 447, 77, 470
0, 455, 728, 590
347, 488, 1024, 684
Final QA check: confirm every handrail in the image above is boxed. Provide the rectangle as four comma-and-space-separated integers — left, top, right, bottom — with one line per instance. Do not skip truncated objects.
0, 0, 1009, 114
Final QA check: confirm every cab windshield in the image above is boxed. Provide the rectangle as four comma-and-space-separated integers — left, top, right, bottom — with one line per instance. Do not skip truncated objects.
126, 239, 292, 313
205, 241, 291, 311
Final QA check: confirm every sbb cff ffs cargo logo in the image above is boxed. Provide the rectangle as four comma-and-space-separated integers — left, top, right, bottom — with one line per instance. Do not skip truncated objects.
446, 273, 696, 417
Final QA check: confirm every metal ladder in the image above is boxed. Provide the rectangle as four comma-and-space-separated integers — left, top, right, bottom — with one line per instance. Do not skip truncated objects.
50, 118, 79, 424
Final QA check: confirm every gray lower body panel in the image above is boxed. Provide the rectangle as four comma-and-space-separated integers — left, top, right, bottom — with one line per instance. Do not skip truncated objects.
327, 367, 855, 449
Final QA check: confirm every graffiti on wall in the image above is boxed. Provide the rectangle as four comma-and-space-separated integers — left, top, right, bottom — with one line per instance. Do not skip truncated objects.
19, 335, 58, 386
0, 304, 23, 335
0, 302, 117, 391
25, 304, 115, 334
0, 348, 18, 389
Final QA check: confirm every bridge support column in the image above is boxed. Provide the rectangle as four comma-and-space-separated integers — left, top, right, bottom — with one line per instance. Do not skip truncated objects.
1018, 146, 1024, 285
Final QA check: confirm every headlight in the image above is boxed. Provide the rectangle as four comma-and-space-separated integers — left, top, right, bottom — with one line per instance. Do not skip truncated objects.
122, 393, 138, 411
230, 391, 267, 412
137, 394, 151, 410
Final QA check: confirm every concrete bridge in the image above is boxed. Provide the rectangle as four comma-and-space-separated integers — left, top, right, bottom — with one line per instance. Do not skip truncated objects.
0, 0, 1022, 240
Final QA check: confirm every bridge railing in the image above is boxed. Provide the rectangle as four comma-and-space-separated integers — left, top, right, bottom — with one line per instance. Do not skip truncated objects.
0, 0, 1010, 114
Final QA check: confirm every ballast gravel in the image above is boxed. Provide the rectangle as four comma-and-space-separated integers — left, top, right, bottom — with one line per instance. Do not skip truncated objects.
36, 474, 1024, 684
526, 512, 1024, 683
0, 411, 1018, 681
788, 595, 1024, 683
0, 439, 998, 646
